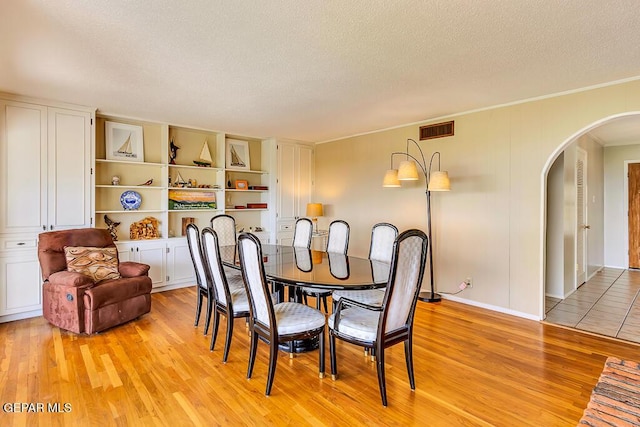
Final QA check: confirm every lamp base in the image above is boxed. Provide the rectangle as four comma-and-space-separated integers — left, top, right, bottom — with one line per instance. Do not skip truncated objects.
418, 291, 441, 303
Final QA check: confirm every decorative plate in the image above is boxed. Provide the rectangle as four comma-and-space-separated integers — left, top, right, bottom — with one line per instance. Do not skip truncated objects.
120, 190, 142, 210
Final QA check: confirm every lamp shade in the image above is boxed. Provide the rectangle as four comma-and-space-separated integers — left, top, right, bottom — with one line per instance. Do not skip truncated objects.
306, 203, 324, 217
397, 160, 420, 181
382, 169, 401, 187
428, 171, 451, 191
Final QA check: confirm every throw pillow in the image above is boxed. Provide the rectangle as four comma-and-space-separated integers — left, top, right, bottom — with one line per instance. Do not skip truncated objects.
64, 246, 121, 283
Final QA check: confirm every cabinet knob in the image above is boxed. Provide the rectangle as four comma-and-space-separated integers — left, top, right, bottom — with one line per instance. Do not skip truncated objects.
42, 225, 46, 231
50, 225, 53, 230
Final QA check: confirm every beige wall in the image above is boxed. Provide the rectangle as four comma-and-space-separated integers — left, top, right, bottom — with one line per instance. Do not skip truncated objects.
315, 79, 640, 319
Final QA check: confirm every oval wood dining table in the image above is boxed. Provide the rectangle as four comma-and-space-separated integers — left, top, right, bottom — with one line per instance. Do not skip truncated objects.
218, 244, 389, 292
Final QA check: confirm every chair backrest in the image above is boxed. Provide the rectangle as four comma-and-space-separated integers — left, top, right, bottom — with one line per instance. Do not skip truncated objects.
368, 222, 398, 263
326, 220, 350, 254
293, 218, 313, 249
238, 233, 275, 329
210, 214, 237, 247
37, 228, 115, 280
379, 229, 428, 335
185, 223, 208, 291
201, 227, 230, 306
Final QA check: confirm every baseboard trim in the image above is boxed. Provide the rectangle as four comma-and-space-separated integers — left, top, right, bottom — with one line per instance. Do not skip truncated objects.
0, 309, 43, 324
441, 294, 541, 321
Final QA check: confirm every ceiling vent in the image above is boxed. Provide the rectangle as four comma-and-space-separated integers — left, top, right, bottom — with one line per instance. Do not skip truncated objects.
419, 121, 454, 141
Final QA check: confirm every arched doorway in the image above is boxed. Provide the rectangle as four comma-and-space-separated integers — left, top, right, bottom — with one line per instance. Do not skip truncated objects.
541, 112, 640, 331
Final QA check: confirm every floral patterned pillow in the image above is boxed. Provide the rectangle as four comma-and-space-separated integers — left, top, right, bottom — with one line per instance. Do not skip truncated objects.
64, 246, 121, 283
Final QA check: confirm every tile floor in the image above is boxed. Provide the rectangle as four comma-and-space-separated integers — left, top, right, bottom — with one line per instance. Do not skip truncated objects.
545, 267, 640, 344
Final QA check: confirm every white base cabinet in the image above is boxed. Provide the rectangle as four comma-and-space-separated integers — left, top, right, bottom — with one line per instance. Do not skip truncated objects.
116, 240, 168, 289
166, 238, 196, 286
0, 251, 41, 316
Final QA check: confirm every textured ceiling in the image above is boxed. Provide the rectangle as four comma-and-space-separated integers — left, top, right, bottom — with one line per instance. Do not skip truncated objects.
2, 1, 640, 142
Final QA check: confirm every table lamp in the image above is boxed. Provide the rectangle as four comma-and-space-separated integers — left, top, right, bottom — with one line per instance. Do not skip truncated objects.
306, 203, 324, 232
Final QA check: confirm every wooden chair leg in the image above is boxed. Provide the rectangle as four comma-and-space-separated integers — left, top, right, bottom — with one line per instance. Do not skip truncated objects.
223, 314, 234, 363
318, 328, 325, 378
265, 340, 279, 396
375, 344, 387, 407
322, 296, 329, 313
247, 331, 258, 379
405, 337, 415, 390
194, 291, 202, 327
329, 331, 337, 380
209, 310, 220, 351
204, 297, 213, 335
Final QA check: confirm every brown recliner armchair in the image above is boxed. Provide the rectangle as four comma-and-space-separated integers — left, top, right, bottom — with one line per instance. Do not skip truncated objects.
38, 228, 152, 334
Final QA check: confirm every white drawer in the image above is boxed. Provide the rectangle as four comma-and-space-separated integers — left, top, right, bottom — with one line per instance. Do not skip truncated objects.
3, 238, 37, 250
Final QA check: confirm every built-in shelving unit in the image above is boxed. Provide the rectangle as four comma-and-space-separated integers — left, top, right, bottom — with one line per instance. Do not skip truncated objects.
94, 115, 275, 244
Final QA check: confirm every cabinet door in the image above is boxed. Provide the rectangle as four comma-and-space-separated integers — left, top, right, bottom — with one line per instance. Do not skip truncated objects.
0, 101, 47, 234
136, 241, 167, 289
115, 241, 165, 288
47, 108, 92, 230
0, 252, 42, 316
166, 238, 195, 285
277, 143, 297, 222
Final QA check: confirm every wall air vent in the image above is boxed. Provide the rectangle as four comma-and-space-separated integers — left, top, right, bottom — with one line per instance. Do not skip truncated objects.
419, 121, 454, 140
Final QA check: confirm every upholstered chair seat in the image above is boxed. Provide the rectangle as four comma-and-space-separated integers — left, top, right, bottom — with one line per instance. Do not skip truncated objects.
274, 302, 326, 335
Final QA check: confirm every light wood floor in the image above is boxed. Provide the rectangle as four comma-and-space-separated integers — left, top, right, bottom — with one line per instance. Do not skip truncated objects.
2, 287, 640, 426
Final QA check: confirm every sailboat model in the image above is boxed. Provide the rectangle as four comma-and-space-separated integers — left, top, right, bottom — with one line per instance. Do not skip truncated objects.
117, 133, 135, 157
193, 140, 212, 167
174, 172, 186, 187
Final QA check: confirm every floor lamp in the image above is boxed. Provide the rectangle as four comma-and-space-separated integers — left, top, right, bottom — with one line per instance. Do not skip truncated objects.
382, 138, 450, 302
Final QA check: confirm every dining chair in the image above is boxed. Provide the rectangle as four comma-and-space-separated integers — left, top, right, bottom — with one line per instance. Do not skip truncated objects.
237, 232, 326, 396
332, 222, 398, 307
210, 214, 243, 280
302, 220, 350, 312
185, 223, 214, 335
201, 227, 250, 362
328, 229, 428, 406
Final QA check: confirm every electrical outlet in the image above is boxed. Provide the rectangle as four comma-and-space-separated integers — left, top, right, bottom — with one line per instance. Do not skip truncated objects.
465, 277, 473, 288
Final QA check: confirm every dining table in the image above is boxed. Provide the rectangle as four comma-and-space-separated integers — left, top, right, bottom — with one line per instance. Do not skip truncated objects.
218, 244, 390, 352
219, 244, 389, 292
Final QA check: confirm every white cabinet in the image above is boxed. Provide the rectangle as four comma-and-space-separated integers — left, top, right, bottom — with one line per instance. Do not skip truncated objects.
277, 142, 314, 244
166, 238, 195, 285
0, 251, 41, 316
0, 100, 92, 235
116, 240, 167, 289
0, 95, 94, 323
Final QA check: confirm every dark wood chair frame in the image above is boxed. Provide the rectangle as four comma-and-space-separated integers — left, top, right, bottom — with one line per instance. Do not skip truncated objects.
329, 229, 428, 406
238, 232, 326, 396
186, 223, 214, 335
201, 227, 250, 362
